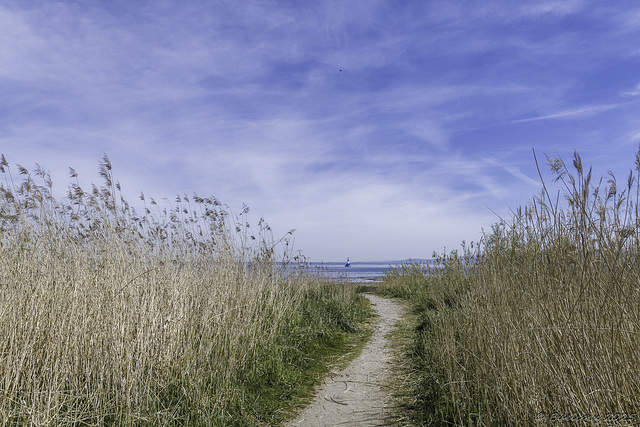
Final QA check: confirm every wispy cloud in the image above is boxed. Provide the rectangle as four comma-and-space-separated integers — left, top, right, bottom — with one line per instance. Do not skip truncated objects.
520, 0, 584, 17
505, 103, 633, 124
482, 157, 540, 187
2, 1, 640, 260
623, 83, 640, 97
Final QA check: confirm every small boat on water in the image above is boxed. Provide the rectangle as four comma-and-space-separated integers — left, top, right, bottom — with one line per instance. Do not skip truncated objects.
345, 258, 351, 267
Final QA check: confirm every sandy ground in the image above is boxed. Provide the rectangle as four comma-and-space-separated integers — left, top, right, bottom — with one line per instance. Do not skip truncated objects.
286, 293, 403, 427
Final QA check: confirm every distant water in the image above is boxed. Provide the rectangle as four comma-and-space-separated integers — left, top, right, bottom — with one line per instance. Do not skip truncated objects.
309, 260, 431, 283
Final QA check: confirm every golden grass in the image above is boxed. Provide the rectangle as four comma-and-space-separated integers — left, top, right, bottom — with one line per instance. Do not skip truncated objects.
380, 149, 640, 425
0, 154, 349, 425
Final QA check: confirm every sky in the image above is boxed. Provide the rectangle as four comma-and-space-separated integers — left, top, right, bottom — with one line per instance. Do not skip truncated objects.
2, 0, 640, 262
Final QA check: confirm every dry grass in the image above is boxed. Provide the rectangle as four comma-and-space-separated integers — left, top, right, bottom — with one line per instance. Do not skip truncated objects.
0, 155, 365, 425
380, 149, 640, 425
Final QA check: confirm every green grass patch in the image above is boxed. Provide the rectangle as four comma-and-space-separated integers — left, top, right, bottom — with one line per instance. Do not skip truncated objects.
377, 260, 472, 426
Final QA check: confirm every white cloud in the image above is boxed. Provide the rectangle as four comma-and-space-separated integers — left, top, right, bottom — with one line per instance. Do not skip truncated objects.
520, 0, 583, 17
3, 0, 640, 261
623, 83, 640, 97
483, 157, 540, 186
505, 103, 628, 124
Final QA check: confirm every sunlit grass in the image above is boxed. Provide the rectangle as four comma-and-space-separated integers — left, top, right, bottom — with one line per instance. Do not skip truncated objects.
379, 148, 640, 425
0, 154, 370, 425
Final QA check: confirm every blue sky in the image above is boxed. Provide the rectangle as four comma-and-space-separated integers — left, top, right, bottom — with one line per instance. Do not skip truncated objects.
2, 0, 640, 261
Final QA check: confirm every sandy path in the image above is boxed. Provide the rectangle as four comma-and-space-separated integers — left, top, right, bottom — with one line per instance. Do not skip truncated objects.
286, 293, 403, 427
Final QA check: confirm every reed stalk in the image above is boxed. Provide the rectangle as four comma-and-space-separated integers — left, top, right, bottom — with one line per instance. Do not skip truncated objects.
381, 148, 640, 425
0, 155, 367, 425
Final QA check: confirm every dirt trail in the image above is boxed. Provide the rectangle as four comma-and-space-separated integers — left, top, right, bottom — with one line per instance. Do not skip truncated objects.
286, 293, 403, 427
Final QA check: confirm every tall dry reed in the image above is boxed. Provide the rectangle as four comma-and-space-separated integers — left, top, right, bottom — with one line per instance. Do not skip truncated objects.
383, 149, 640, 425
0, 155, 327, 425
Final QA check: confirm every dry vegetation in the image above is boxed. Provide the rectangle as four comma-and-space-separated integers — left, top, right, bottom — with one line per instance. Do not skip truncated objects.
0, 155, 369, 425
380, 149, 640, 425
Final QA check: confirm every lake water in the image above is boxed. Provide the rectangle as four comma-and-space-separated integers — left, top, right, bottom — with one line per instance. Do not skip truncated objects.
309, 260, 431, 283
